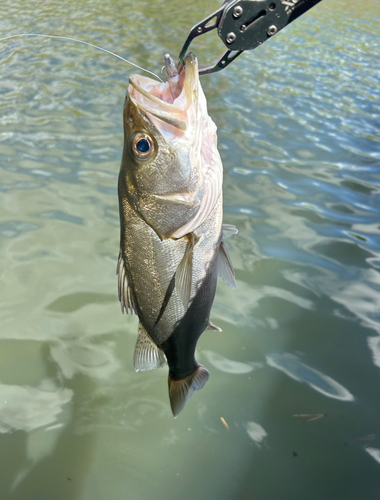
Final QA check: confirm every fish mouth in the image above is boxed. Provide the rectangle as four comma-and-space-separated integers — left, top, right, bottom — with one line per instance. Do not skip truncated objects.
128, 52, 198, 134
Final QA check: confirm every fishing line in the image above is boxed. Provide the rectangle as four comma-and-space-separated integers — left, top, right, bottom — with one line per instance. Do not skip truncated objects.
0, 33, 163, 82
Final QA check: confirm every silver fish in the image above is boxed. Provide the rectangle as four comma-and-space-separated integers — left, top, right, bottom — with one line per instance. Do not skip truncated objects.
117, 52, 237, 416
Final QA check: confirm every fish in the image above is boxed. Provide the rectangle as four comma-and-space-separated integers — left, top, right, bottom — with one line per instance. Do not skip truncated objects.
117, 52, 237, 417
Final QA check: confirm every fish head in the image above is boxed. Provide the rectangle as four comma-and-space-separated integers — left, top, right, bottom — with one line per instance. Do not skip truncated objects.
119, 52, 222, 239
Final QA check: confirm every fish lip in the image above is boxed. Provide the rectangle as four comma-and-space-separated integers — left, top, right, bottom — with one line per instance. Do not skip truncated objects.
128, 52, 198, 130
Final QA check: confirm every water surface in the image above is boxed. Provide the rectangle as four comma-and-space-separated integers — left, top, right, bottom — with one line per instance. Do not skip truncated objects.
1, 0, 380, 498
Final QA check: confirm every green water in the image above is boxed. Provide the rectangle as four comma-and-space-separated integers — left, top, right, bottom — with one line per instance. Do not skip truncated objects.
1, 0, 380, 498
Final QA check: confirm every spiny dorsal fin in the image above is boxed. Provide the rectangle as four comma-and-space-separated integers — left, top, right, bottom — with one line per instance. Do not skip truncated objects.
175, 233, 198, 309
133, 323, 167, 372
218, 241, 237, 289
222, 224, 238, 239
206, 321, 223, 332
168, 365, 209, 417
117, 251, 137, 315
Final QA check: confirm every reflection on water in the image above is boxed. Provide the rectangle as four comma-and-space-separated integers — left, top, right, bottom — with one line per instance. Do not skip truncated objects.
367, 448, 380, 466
368, 337, 380, 369
266, 353, 354, 401
1, 0, 380, 498
245, 421, 267, 446
332, 274, 380, 333
203, 350, 263, 374
0, 381, 72, 433
50, 335, 119, 379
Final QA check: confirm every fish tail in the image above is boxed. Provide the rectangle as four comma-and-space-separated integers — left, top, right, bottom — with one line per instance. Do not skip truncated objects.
168, 365, 209, 417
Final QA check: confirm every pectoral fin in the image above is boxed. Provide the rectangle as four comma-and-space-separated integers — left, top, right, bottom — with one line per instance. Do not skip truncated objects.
222, 224, 238, 239
117, 251, 137, 314
168, 365, 209, 417
175, 233, 198, 309
218, 241, 237, 289
133, 323, 167, 371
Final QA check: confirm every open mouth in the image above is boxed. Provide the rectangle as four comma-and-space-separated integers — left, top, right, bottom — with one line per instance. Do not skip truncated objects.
128, 52, 198, 133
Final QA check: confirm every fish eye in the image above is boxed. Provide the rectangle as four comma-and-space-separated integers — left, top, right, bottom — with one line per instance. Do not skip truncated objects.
131, 133, 155, 161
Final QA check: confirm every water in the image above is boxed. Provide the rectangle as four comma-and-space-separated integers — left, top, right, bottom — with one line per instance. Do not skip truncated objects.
1, 0, 380, 498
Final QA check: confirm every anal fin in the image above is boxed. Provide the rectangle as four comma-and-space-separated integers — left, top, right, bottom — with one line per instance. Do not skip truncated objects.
117, 251, 137, 315
168, 365, 209, 417
133, 323, 167, 371
218, 240, 237, 289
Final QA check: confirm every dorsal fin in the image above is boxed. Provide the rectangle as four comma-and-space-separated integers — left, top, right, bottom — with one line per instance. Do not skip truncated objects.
218, 241, 237, 289
133, 323, 167, 371
117, 251, 137, 314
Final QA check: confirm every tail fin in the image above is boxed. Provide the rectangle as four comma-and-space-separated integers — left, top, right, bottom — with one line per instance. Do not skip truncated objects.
168, 365, 209, 417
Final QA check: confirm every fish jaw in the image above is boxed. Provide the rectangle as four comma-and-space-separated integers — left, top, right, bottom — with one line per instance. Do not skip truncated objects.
120, 52, 223, 239
128, 51, 198, 131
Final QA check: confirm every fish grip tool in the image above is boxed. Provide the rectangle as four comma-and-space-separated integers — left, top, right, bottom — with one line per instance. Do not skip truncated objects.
179, 0, 323, 75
